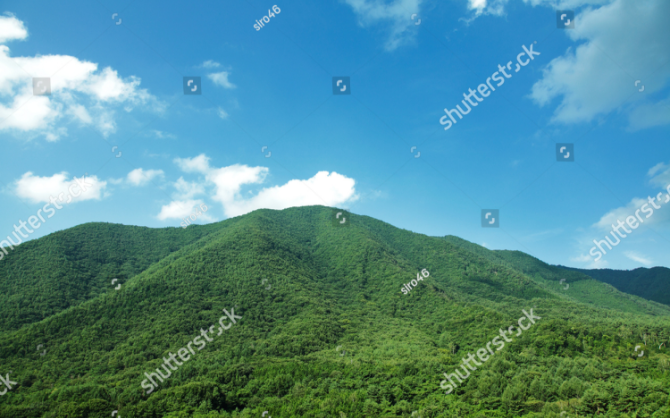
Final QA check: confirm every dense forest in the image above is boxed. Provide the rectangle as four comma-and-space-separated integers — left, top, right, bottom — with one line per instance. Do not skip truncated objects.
0, 206, 668, 417
558, 265, 670, 307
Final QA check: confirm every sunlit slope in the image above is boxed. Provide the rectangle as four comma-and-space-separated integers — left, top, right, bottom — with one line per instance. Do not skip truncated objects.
0, 206, 668, 418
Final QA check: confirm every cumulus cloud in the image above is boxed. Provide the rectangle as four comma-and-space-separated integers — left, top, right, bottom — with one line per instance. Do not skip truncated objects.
0, 14, 162, 141
166, 154, 358, 218
207, 71, 236, 89
127, 168, 164, 186
14, 171, 107, 203
527, 0, 670, 126
343, 0, 422, 51
0, 14, 27, 43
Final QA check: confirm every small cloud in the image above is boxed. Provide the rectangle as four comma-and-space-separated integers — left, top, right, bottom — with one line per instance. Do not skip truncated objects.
648, 161, 670, 189
624, 251, 652, 266
0, 13, 28, 43
157, 199, 203, 220
149, 130, 176, 139
199, 60, 221, 69
343, 0, 423, 51
174, 154, 211, 174
14, 172, 106, 203
207, 71, 236, 89
127, 168, 164, 186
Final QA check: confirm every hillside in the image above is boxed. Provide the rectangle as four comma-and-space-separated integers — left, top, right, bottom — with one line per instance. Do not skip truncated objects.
558, 266, 670, 307
0, 206, 668, 418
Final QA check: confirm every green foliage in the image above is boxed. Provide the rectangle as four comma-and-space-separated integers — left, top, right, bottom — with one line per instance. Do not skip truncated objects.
0, 206, 669, 417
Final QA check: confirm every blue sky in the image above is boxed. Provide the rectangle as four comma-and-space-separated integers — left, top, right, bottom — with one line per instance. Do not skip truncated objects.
1, 0, 669, 270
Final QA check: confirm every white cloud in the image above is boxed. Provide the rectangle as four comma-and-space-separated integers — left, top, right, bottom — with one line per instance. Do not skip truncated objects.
593, 162, 670, 231
207, 71, 236, 89
343, 0, 422, 51
528, 0, 670, 126
174, 154, 211, 173
127, 168, 164, 186
199, 60, 221, 69
0, 15, 162, 141
624, 251, 652, 266
217, 107, 229, 119
157, 199, 206, 220
648, 161, 670, 188
0, 14, 27, 43
463, 0, 509, 22
14, 171, 107, 203
148, 129, 175, 139
167, 154, 359, 219
173, 177, 205, 200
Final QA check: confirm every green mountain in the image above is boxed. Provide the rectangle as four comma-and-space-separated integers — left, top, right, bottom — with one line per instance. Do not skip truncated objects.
0, 206, 669, 418
557, 266, 670, 307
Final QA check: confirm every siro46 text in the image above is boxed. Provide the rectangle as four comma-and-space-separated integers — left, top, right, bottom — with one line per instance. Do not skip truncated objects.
254, 5, 281, 31
402, 269, 429, 294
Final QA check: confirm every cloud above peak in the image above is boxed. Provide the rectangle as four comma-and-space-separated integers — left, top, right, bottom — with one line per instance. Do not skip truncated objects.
159, 154, 358, 220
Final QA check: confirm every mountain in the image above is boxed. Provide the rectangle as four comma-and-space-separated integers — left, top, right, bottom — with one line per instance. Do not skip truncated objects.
0, 206, 668, 418
557, 266, 670, 307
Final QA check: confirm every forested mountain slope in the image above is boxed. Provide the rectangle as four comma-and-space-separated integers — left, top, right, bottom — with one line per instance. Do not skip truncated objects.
0, 206, 668, 418
0, 222, 222, 332
442, 236, 670, 315
559, 265, 670, 307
